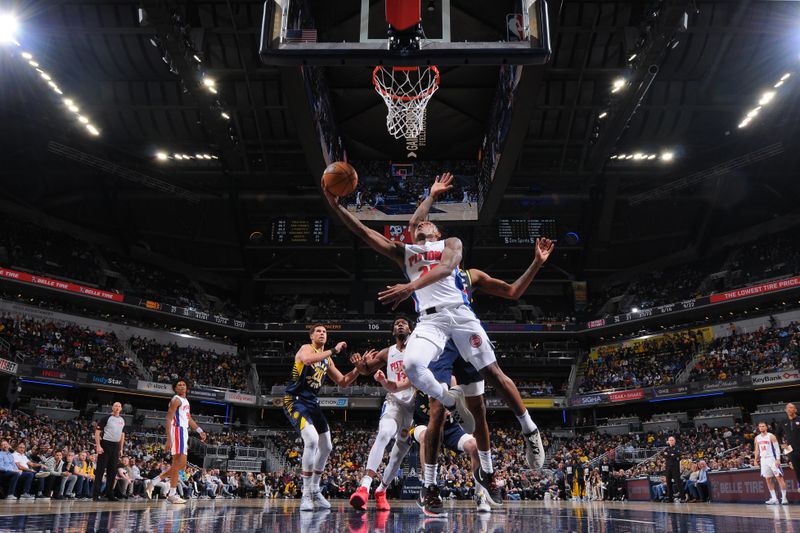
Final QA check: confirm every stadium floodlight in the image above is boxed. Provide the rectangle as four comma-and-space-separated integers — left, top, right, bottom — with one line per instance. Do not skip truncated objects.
780, 73, 791, 81
221, 112, 230, 120
628, 54, 637, 62
156, 151, 168, 161
738, 118, 751, 128
598, 111, 607, 119
76, 115, 89, 124
39, 72, 51, 81
774, 80, 784, 88
758, 91, 775, 105
63, 98, 74, 106
647, 154, 657, 160
631, 307, 639, 313
193, 54, 202, 63
661, 151, 674, 162
633, 152, 645, 160
611, 78, 626, 93
617, 154, 626, 159
21, 51, 32, 60
746, 107, 761, 118
202, 78, 215, 88
27, 60, 37, 67
67, 104, 79, 113
85, 124, 100, 136
0, 13, 19, 44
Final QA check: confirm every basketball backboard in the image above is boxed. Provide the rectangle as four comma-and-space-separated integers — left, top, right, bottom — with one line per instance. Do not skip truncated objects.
260, 0, 551, 66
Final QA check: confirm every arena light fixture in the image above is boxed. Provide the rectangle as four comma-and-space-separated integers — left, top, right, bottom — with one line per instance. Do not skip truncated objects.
86, 124, 100, 136
628, 54, 637, 62
76, 115, 89, 124
660, 151, 674, 162
598, 111, 607, 119
611, 78, 626, 93
156, 151, 168, 161
758, 91, 775, 106
0, 13, 19, 44
631, 307, 639, 313
220, 112, 230, 120
193, 54, 202, 63
781, 73, 791, 81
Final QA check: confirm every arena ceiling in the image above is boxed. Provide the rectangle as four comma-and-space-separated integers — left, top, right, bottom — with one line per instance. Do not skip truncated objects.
0, 0, 799, 297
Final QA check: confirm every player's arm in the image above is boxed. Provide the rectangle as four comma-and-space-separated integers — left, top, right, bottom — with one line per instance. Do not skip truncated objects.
165, 397, 181, 451
352, 347, 389, 376
753, 438, 759, 467
374, 370, 412, 392
378, 237, 462, 309
327, 350, 378, 387
408, 173, 454, 236
186, 412, 207, 442
322, 183, 404, 267
297, 342, 346, 365
469, 237, 554, 300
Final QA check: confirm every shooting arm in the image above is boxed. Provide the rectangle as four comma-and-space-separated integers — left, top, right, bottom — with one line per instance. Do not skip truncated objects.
327, 200, 404, 266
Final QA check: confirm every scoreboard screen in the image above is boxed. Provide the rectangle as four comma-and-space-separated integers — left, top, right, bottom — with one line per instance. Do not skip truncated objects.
498, 218, 557, 245
270, 218, 329, 245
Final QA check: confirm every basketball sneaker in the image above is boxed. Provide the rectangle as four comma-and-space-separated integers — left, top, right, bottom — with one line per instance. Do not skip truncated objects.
446, 386, 475, 434
422, 485, 446, 517
472, 467, 502, 507
766, 497, 779, 505
300, 491, 315, 512
476, 490, 491, 513
416, 485, 426, 511
524, 429, 545, 469
312, 490, 331, 510
349, 486, 369, 510
166, 494, 186, 504
782, 497, 789, 505
374, 489, 390, 511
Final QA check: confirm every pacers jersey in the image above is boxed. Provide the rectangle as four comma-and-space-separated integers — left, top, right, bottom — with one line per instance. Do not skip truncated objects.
414, 390, 432, 426
284, 346, 331, 404
172, 395, 190, 429
403, 240, 470, 312
386, 345, 415, 405
757, 433, 780, 460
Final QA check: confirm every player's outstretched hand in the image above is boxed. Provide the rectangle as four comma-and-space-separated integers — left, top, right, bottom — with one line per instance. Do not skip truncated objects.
535, 237, 554, 264
374, 370, 387, 384
320, 177, 339, 207
430, 172, 454, 199
378, 283, 413, 310
334, 341, 347, 354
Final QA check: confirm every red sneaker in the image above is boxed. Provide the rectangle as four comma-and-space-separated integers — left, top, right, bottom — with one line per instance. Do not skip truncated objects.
375, 489, 390, 511
349, 486, 369, 510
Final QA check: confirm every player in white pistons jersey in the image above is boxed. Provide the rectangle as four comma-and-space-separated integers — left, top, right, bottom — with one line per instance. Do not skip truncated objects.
754, 422, 789, 504
145, 379, 206, 504
324, 172, 552, 482
348, 317, 416, 512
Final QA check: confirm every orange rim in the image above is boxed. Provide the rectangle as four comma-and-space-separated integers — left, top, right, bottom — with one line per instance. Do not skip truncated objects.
372, 65, 440, 102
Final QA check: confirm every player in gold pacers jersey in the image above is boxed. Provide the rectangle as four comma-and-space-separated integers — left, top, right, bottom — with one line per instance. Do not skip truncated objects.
283, 324, 376, 512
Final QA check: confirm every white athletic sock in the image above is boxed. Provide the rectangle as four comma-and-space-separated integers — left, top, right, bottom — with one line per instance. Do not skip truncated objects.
360, 475, 372, 490
769, 489, 777, 498
168, 487, 176, 497
424, 464, 438, 487
311, 473, 321, 492
377, 482, 388, 493
782, 488, 787, 499
517, 411, 537, 434
478, 450, 493, 474
302, 474, 312, 494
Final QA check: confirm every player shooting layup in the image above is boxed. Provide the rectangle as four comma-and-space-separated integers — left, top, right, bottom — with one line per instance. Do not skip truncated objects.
145, 379, 206, 504
323, 172, 549, 473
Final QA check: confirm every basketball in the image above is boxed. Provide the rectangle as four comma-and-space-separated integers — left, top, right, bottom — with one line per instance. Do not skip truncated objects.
322, 161, 358, 197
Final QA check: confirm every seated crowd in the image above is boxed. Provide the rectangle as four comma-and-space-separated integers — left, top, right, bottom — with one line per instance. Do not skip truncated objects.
129, 337, 249, 391
689, 321, 800, 381
579, 329, 705, 393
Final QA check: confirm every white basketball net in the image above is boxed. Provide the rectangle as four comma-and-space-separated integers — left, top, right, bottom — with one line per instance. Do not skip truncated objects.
373, 66, 440, 140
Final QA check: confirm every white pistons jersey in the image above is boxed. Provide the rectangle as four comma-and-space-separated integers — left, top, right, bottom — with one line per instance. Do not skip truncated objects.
173, 395, 191, 429
756, 432, 780, 460
386, 345, 415, 405
403, 240, 469, 312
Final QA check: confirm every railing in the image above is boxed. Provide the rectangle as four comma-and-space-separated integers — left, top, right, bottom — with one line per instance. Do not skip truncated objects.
676, 350, 706, 384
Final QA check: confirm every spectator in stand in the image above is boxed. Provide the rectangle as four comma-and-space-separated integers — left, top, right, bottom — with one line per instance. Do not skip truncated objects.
12, 442, 41, 499
0, 440, 26, 499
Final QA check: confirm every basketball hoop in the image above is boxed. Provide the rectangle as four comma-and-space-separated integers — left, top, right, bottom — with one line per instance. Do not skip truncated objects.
373, 66, 440, 140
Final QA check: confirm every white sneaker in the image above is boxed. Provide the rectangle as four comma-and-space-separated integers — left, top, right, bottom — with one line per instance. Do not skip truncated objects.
782, 497, 789, 505
312, 491, 330, 510
446, 385, 475, 434
144, 480, 155, 500
476, 489, 491, 513
167, 494, 186, 504
766, 498, 779, 505
524, 429, 545, 470
300, 491, 314, 512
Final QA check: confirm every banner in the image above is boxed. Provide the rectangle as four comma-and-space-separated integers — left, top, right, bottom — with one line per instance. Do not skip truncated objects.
318, 397, 348, 408
752, 369, 800, 387
0, 358, 18, 375
709, 276, 800, 304
709, 468, 800, 503
522, 398, 554, 409
224, 391, 258, 405
625, 478, 652, 501
571, 394, 606, 407
137, 380, 173, 395
572, 281, 587, 310
28, 367, 77, 381
696, 377, 746, 392
608, 389, 645, 403
88, 374, 130, 388
0, 267, 123, 302
189, 386, 224, 400
652, 385, 689, 397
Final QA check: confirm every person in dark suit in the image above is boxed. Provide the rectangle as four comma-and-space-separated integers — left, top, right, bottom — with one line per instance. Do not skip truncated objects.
663, 436, 685, 502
